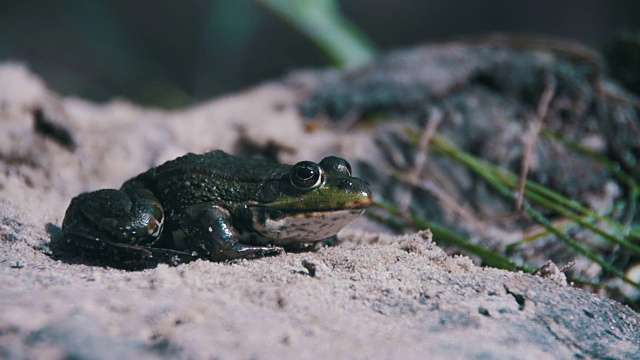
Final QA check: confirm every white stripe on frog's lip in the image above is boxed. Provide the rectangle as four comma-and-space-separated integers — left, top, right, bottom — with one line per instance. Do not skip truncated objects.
250, 209, 366, 245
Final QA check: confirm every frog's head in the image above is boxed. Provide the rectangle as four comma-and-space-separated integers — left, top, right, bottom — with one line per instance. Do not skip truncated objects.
242, 156, 372, 243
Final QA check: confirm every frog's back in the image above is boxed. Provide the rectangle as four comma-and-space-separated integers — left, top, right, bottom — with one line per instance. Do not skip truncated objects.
153, 150, 290, 182
132, 150, 289, 209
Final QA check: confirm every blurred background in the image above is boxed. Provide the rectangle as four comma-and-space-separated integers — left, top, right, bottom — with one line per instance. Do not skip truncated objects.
0, 0, 638, 108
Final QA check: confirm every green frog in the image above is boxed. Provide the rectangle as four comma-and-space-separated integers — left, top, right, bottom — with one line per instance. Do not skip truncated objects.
61, 150, 372, 266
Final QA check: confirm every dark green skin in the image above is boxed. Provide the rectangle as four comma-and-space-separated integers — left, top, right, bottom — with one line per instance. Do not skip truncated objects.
62, 150, 372, 267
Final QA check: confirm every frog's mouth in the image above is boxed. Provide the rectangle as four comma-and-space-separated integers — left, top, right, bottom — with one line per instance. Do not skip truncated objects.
246, 208, 366, 244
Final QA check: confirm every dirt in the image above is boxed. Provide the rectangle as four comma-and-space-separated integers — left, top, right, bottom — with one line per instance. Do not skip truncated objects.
1, 53, 640, 359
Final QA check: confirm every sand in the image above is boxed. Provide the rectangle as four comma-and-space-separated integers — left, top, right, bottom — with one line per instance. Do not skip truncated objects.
1, 63, 639, 359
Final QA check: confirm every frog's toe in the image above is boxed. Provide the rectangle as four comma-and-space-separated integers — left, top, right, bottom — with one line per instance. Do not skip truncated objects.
211, 244, 284, 261
257, 245, 285, 257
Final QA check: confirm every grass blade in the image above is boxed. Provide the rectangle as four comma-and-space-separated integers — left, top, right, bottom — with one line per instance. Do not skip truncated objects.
373, 201, 531, 271
257, 0, 377, 67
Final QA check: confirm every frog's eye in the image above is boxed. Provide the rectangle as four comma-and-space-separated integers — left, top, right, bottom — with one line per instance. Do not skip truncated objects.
319, 156, 352, 176
290, 161, 324, 190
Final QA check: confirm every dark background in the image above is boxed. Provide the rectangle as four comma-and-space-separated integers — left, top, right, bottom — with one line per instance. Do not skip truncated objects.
0, 0, 637, 107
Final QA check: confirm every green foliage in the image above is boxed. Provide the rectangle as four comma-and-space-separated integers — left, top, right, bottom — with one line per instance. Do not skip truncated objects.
372, 131, 640, 303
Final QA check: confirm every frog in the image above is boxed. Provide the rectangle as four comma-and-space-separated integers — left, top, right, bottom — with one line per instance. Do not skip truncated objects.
61, 150, 372, 267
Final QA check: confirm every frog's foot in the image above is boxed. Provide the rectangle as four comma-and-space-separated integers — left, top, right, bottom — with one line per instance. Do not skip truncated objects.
57, 234, 197, 269
180, 204, 284, 262
221, 243, 284, 262
61, 188, 165, 257
107, 243, 199, 268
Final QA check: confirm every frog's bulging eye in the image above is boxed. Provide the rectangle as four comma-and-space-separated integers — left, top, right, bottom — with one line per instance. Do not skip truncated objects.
319, 156, 352, 176
290, 161, 324, 190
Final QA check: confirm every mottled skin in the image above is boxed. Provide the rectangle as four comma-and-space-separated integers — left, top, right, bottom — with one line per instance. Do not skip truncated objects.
62, 150, 372, 266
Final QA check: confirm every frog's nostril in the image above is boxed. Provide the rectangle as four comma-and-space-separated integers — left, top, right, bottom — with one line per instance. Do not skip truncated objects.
340, 179, 354, 188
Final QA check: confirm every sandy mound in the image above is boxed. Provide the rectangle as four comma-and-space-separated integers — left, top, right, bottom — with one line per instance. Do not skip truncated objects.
1, 63, 639, 359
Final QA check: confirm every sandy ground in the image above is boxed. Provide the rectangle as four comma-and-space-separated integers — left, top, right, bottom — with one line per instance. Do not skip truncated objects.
1, 63, 640, 359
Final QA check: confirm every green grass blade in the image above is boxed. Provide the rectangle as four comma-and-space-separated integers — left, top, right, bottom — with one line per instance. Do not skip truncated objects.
498, 170, 640, 240
506, 200, 627, 250
505, 219, 575, 250
427, 134, 640, 288
524, 202, 640, 288
431, 134, 640, 251
541, 129, 640, 192
257, 0, 377, 67
374, 201, 531, 271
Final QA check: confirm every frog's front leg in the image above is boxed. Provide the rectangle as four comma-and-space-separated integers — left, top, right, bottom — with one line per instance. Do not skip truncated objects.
62, 183, 165, 256
178, 204, 283, 261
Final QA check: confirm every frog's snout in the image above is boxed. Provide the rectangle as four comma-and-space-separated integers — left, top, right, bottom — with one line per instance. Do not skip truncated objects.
359, 186, 373, 207
339, 178, 373, 208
